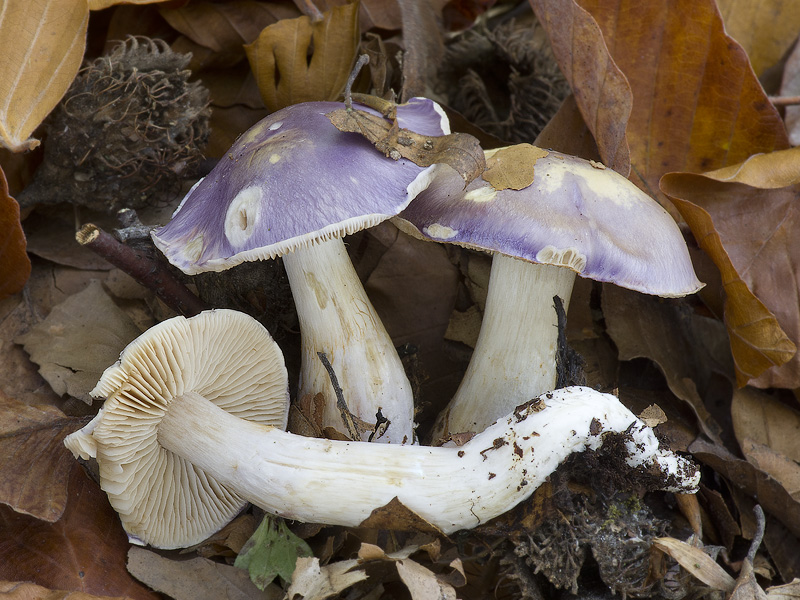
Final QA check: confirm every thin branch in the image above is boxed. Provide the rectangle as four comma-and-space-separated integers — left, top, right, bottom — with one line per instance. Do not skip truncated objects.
76, 223, 207, 317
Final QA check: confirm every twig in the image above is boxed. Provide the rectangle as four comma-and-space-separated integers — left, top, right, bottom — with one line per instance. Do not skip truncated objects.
296, 0, 323, 22
344, 54, 370, 110
746, 505, 765, 564
769, 95, 800, 107
317, 351, 363, 441
76, 223, 207, 317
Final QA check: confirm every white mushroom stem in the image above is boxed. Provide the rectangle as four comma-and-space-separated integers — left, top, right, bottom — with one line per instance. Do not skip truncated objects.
157, 386, 699, 533
282, 236, 414, 444
433, 254, 576, 439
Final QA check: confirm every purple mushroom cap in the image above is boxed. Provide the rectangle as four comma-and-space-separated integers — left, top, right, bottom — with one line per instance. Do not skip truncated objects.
152, 98, 449, 275
396, 148, 703, 297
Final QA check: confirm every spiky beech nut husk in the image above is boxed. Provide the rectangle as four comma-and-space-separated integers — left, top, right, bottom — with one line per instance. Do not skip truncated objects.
20, 37, 210, 212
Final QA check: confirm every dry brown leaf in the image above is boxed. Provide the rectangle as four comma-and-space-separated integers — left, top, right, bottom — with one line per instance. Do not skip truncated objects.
0, 0, 88, 152
245, 3, 359, 112
700, 147, 800, 189
397, 0, 443, 101
16, 280, 142, 403
89, 0, 164, 10
768, 579, 800, 600
315, 0, 402, 31
602, 285, 726, 442
690, 438, 800, 540
0, 166, 29, 300
531, 0, 631, 174
577, 0, 788, 213
126, 547, 281, 600
0, 393, 87, 522
0, 581, 131, 599
482, 144, 550, 191
286, 556, 368, 600
0, 464, 158, 600
652, 537, 736, 592
161, 1, 298, 56
396, 558, 458, 600
732, 387, 800, 464
357, 497, 445, 535
717, 0, 800, 76
739, 439, 800, 500
662, 169, 799, 388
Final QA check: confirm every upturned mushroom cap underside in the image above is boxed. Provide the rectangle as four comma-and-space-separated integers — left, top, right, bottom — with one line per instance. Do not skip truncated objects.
64, 309, 290, 549
396, 148, 704, 297
152, 98, 449, 275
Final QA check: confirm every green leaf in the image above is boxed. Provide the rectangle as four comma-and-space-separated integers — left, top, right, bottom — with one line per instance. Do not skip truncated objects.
234, 515, 313, 590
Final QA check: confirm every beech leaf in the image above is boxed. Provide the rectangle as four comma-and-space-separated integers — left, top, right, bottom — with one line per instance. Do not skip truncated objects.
234, 515, 312, 589
576, 0, 788, 213
326, 106, 485, 185
245, 3, 359, 112
483, 144, 550, 191
0, 0, 88, 151
0, 165, 30, 300
0, 393, 86, 522
662, 167, 800, 388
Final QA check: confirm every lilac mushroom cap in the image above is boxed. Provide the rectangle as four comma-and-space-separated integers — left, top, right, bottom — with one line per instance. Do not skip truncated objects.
395, 146, 704, 438
152, 98, 449, 274
151, 99, 450, 444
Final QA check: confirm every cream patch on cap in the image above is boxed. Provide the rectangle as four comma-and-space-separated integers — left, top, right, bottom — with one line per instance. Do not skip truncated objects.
536, 245, 587, 272
464, 185, 497, 203
424, 223, 459, 239
225, 186, 262, 247
539, 160, 643, 208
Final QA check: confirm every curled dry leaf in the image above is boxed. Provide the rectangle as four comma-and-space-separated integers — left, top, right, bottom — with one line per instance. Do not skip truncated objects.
396, 558, 458, 600
0, 0, 88, 152
578, 0, 788, 213
327, 106, 485, 185
245, 3, 359, 112
287, 556, 368, 600
88, 0, 165, 10
732, 387, 800, 464
662, 160, 800, 388
0, 393, 87, 523
16, 280, 142, 403
0, 166, 30, 300
530, 0, 632, 175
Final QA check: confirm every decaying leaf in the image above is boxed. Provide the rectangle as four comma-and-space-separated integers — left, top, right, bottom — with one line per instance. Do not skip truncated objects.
652, 537, 736, 592
739, 439, 800, 500
483, 144, 550, 191
396, 558, 458, 600
327, 106, 485, 185
0, 166, 30, 300
357, 497, 445, 536
127, 546, 281, 600
0, 393, 87, 522
638, 404, 668, 428
16, 280, 142, 403
0, 0, 89, 151
0, 464, 158, 600
732, 387, 800, 464
767, 578, 800, 600
662, 168, 799, 388
234, 515, 313, 590
530, 0, 631, 175
578, 0, 788, 213
286, 556, 368, 600
245, 3, 359, 112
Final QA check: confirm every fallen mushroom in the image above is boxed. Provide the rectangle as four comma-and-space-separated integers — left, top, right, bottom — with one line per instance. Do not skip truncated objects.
151, 98, 450, 444
64, 309, 290, 549
395, 145, 704, 439
66, 311, 699, 548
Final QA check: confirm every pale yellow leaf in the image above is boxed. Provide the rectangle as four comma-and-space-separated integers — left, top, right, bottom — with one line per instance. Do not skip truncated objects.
0, 0, 89, 152
652, 537, 736, 592
88, 0, 166, 10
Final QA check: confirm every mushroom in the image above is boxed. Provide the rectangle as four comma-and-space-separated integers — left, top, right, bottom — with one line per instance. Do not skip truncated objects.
394, 145, 704, 439
151, 98, 450, 444
66, 308, 699, 545
64, 309, 289, 549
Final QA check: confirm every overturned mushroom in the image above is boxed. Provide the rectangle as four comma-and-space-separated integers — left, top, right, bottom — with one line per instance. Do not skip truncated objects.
395, 145, 704, 439
64, 309, 289, 549
151, 98, 450, 444
66, 311, 699, 547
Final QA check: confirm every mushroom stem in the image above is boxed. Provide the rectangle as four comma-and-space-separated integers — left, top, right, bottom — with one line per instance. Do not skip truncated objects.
282, 236, 414, 443
157, 386, 698, 534
433, 254, 576, 439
